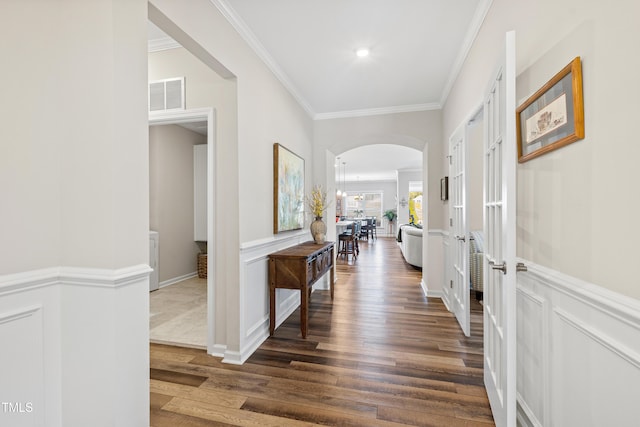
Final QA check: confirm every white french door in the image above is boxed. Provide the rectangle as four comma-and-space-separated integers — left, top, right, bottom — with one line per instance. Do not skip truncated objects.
483, 31, 517, 427
449, 127, 470, 336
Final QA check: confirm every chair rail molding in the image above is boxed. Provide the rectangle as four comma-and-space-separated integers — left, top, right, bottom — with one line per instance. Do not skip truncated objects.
1, 264, 152, 296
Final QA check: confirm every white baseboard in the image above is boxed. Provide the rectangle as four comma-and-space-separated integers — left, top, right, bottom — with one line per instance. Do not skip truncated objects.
159, 271, 198, 288
208, 343, 226, 358
420, 279, 443, 299
221, 349, 243, 365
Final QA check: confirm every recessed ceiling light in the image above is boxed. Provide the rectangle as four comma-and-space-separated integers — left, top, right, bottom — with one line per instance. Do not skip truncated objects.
356, 48, 369, 58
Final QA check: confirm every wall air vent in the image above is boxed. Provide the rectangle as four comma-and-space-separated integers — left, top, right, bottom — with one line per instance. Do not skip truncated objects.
148, 77, 185, 112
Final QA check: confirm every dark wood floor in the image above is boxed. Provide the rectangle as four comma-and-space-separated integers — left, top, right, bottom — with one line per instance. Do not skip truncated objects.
150, 236, 493, 426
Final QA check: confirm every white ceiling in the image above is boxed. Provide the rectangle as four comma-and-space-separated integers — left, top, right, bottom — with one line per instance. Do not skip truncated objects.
148, 0, 489, 181
219, 0, 488, 117
336, 144, 421, 183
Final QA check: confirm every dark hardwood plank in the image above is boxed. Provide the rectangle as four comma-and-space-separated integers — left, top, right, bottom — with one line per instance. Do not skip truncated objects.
240, 397, 396, 426
150, 368, 208, 387
151, 236, 494, 426
378, 405, 493, 427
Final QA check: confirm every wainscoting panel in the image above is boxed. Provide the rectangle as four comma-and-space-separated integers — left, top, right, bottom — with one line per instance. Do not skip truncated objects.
516, 260, 640, 426
0, 264, 151, 427
440, 230, 451, 309
243, 256, 270, 338
516, 279, 547, 426
0, 271, 62, 427
0, 305, 45, 426
237, 231, 309, 363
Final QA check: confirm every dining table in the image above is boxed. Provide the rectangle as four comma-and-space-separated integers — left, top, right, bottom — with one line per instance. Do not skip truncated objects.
335, 220, 355, 235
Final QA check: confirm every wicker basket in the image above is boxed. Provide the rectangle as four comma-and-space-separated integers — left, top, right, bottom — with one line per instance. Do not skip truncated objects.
197, 253, 207, 279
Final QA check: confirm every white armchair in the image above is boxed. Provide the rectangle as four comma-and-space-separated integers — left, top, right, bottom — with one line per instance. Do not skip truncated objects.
399, 225, 423, 268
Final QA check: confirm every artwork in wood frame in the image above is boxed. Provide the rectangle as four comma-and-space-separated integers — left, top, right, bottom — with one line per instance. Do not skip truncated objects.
273, 143, 305, 233
440, 176, 449, 201
516, 56, 584, 163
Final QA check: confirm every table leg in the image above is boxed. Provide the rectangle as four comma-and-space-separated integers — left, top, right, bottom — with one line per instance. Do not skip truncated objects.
269, 285, 275, 336
301, 284, 309, 338
330, 256, 335, 300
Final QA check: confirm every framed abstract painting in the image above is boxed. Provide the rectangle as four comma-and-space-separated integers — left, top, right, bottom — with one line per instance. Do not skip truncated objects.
273, 143, 305, 233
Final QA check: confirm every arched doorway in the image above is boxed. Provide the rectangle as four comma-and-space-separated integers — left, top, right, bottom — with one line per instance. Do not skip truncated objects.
322, 136, 430, 294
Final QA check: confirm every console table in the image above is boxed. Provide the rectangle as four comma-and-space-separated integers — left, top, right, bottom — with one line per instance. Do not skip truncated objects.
268, 241, 335, 338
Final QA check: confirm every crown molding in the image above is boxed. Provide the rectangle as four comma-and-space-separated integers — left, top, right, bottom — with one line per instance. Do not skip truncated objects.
210, 0, 316, 118
439, 0, 494, 106
314, 103, 441, 121
148, 36, 182, 53
210, 0, 484, 121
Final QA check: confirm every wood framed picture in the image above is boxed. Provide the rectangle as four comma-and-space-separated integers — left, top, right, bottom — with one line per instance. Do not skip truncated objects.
273, 143, 305, 233
440, 176, 448, 201
516, 56, 584, 163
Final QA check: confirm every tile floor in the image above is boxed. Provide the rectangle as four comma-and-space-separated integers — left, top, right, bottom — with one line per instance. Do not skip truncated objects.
149, 276, 207, 349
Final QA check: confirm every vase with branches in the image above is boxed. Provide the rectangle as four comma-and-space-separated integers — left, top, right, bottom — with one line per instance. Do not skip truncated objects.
307, 185, 331, 243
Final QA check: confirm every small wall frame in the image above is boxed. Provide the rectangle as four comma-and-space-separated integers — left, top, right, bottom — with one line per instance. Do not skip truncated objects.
440, 176, 449, 201
516, 57, 585, 163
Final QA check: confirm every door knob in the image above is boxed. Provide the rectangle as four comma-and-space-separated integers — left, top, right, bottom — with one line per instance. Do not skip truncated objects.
455, 235, 466, 242
489, 260, 507, 274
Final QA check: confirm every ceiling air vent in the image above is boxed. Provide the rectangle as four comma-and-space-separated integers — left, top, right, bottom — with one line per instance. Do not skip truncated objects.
149, 77, 185, 112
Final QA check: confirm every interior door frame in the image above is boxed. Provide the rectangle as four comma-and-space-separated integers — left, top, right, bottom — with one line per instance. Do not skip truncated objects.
448, 121, 469, 336
149, 107, 217, 355
447, 105, 484, 337
482, 31, 517, 427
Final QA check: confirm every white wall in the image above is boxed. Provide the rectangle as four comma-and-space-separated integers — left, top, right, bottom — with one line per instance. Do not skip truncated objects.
149, 125, 204, 283
443, 0, 640, 301
0, 0, 149, 425
1, 0, 148, 274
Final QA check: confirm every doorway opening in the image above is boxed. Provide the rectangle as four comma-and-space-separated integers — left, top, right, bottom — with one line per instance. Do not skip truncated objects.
467, 110, 484, 308
148, 108, 216, 353
333, 144, 423, 238
447, 105, 484, 337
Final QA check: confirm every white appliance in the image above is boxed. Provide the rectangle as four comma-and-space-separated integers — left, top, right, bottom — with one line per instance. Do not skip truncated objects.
149, 231, 159, 291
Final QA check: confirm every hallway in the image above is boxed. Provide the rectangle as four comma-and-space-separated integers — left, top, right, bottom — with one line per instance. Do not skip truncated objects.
150, 236, 493, 426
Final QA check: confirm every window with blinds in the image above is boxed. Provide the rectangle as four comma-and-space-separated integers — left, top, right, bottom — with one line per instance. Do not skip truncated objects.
344, 192, 382, 220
